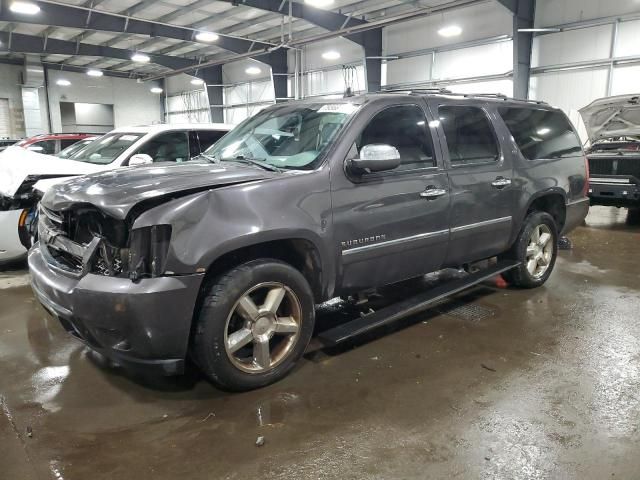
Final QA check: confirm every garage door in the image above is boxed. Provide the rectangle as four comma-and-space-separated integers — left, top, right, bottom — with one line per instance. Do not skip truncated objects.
0, 99, 10, 138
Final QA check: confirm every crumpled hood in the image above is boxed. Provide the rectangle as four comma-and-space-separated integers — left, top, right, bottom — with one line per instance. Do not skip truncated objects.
41, 161, 276, 219
0, 146, 103, 197
580, 94, 640, 143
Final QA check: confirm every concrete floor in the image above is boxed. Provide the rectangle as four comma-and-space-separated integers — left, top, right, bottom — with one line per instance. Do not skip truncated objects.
1, 206, 639, 480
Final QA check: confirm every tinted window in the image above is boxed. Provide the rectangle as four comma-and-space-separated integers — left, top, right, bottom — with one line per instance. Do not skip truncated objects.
136, 131, 189, 163
71, 133, 143, 164
60, 139, 79, 149
28, 140, 57, 155
357, 105, 435, 170
439, 106, 499, 165
196, 130, 227, 152
499, 107, 582, 160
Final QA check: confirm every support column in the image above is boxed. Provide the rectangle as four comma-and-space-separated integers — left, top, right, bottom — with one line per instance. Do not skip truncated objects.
198, 65, 224, 123
362, 29, 382, 93
264, 49, 289, 103
512, 0, 535, 99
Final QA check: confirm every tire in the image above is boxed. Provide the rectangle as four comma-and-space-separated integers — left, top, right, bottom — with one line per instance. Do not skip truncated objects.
500, 211, 558, 289
192, 259, 315, 391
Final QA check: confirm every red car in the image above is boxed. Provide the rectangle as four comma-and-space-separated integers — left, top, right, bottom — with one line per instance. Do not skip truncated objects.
14, 133, 96, 155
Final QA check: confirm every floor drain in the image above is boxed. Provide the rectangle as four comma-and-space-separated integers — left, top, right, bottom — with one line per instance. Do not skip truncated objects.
437, 301, 495, 322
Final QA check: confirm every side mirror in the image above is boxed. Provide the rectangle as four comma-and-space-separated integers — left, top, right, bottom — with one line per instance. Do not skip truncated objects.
349, 144, 401, 173
129, 153, 153, 166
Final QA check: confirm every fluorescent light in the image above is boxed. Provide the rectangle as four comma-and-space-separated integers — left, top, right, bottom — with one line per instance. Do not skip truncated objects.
304, 0, 334, 7
150, 87, 163, 94
9, 1, 40, 14
87, 69, 103, 77
438, 25, 462, 37
190, 78, 205, 85
537, 127, 551, 135
131, 53, 150, 63
245, 66, 261, 75
322, 50, 341, 60
195, 31, 219, 42
518, 28, 561, 33
56, 79, 71, 87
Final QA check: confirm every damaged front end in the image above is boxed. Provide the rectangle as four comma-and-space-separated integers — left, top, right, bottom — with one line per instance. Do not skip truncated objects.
39, 204, 172, 281
0, 175, 44, 252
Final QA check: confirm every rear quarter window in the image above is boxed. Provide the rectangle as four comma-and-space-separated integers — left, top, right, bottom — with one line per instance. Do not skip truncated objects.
499, 107, 582, 160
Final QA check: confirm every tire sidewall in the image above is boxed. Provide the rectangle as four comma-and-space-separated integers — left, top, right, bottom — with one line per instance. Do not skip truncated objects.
195, 259, 315, 391
512, 211, 558, 287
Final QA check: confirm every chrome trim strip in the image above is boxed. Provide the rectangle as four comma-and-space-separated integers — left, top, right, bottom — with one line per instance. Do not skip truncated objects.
450, 216, 512, 234
590, 178, 632, 184
342, 229, 449, 256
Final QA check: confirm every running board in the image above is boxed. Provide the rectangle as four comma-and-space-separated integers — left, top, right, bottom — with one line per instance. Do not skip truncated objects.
318, 260, 520, 346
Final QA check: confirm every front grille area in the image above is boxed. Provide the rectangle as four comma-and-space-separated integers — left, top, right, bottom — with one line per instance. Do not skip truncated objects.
588, 155, 640, 180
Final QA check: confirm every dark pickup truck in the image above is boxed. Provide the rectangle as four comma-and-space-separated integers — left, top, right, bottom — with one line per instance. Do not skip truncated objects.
29, 91, 589, 391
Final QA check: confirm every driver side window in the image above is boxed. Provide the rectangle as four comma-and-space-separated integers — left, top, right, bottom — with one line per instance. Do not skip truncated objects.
135, 131, 189, 163
356, 105, 435, 171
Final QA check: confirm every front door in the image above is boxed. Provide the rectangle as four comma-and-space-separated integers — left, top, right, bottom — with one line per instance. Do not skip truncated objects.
428, 101, 516, 266
330, 101, 451, 293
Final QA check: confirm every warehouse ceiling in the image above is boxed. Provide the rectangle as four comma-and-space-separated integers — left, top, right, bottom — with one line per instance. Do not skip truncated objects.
0, 0, 478, 77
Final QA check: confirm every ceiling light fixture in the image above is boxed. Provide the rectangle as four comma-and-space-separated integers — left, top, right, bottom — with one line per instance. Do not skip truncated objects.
131, 53, 150, 63
191, 78, 205, 85
322, 50, 341, 60
304, 0, 334, 7
56, 79, 71, 87
195, 31, 219, 42
438, 25, 462, 37
87, 69, 103, 77
245, 66, 261, 75
9, 1, 40, 15
150, 87, 163, 94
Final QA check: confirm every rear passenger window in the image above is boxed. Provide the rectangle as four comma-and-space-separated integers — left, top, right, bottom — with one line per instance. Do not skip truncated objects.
499, 107, 582, 160
357, 105, 435, 171
438, 106, 499, 165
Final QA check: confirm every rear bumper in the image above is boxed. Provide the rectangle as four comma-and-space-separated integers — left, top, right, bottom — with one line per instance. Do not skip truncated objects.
563, 198, 590, 234
29, 243, 205, 375
588, 177, 640, 207
0, 209, 26, 264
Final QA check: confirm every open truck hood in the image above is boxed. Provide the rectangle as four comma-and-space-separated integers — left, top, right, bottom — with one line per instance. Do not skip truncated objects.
579, 94, 640, 143
0, 146, 103, 197
41, 161, 276, 219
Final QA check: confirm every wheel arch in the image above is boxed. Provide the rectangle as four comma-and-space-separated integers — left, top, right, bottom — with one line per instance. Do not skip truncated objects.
523, 189, 567, 232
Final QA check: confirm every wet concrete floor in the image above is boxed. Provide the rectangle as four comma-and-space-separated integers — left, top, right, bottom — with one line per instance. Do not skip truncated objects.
1, 206, 639, 479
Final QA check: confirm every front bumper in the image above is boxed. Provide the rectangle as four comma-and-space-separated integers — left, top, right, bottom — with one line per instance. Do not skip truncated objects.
0, 209, 26, 263
588, 177, 640, 207
29, 243, 205, 375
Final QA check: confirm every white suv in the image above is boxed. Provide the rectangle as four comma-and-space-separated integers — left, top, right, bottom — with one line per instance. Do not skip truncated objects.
0, 123, 233, 264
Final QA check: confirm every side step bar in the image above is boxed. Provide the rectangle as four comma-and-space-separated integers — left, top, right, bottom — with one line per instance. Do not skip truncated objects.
318, 260, 520, 346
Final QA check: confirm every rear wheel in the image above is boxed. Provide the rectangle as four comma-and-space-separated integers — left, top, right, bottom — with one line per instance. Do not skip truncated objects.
501, 211, 558, 288
192, 259, 315, 391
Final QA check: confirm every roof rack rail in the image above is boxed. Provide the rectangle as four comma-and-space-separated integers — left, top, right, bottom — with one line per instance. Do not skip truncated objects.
376, 88, 548, 105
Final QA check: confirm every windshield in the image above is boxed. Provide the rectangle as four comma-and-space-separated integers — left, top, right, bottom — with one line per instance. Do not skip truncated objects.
57, 138, 97, 159
204, 102, 359, 170
68, 132, 143, 164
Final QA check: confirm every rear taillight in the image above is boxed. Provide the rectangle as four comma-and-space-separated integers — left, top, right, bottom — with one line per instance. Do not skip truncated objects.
583, 155, 590, 196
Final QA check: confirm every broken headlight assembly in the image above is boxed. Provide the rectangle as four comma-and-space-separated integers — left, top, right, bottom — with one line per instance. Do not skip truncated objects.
123, 225, 173, 281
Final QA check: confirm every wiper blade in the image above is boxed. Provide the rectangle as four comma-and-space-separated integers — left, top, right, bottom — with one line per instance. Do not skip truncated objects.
198, 153, 219, 163
228, 156, 281, 172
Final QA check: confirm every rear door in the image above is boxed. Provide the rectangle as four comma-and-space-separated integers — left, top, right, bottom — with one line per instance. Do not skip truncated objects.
428, 100, 516, 266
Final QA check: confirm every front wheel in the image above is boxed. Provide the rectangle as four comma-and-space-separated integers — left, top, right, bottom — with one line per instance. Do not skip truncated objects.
500, 211, 558, 288
192, 259, 315, 391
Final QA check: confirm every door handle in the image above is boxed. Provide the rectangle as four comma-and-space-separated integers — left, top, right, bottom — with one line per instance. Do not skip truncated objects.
420, 187, 447, 199
491, 177, 512, 189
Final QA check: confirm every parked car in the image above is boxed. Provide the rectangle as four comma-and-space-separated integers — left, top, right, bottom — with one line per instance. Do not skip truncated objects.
13, 132, 96, 155
0, 123, 232, 264
580, 94, 640, 208
29, 93, 589, 391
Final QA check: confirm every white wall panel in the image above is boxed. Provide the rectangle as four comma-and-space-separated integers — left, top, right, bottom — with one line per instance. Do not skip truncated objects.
531, 25, 612, 67
0, 65, 25, 138
535, 0, 640, 27
447, 79, 513, 97
433, 41, 513, 80
305, 66, 365, 96
302, 38, 362, 71
385, 55, 432, 86
611, 64, 640, 96
615, 19, 640, 57
223, 59, 270, 84
384, 2, 511, 55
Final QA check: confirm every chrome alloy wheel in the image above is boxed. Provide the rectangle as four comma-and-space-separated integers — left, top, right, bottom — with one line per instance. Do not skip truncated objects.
224, 282, 302, 374
526, 224, 553, 279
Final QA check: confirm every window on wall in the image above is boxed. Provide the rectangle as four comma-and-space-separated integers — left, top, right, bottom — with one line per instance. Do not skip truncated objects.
357, 105, 435, 171
438, 106, 499, 165
499, 107, 583, 160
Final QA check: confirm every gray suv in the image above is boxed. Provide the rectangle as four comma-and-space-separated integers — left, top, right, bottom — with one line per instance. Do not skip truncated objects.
29, 91, 590, 391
